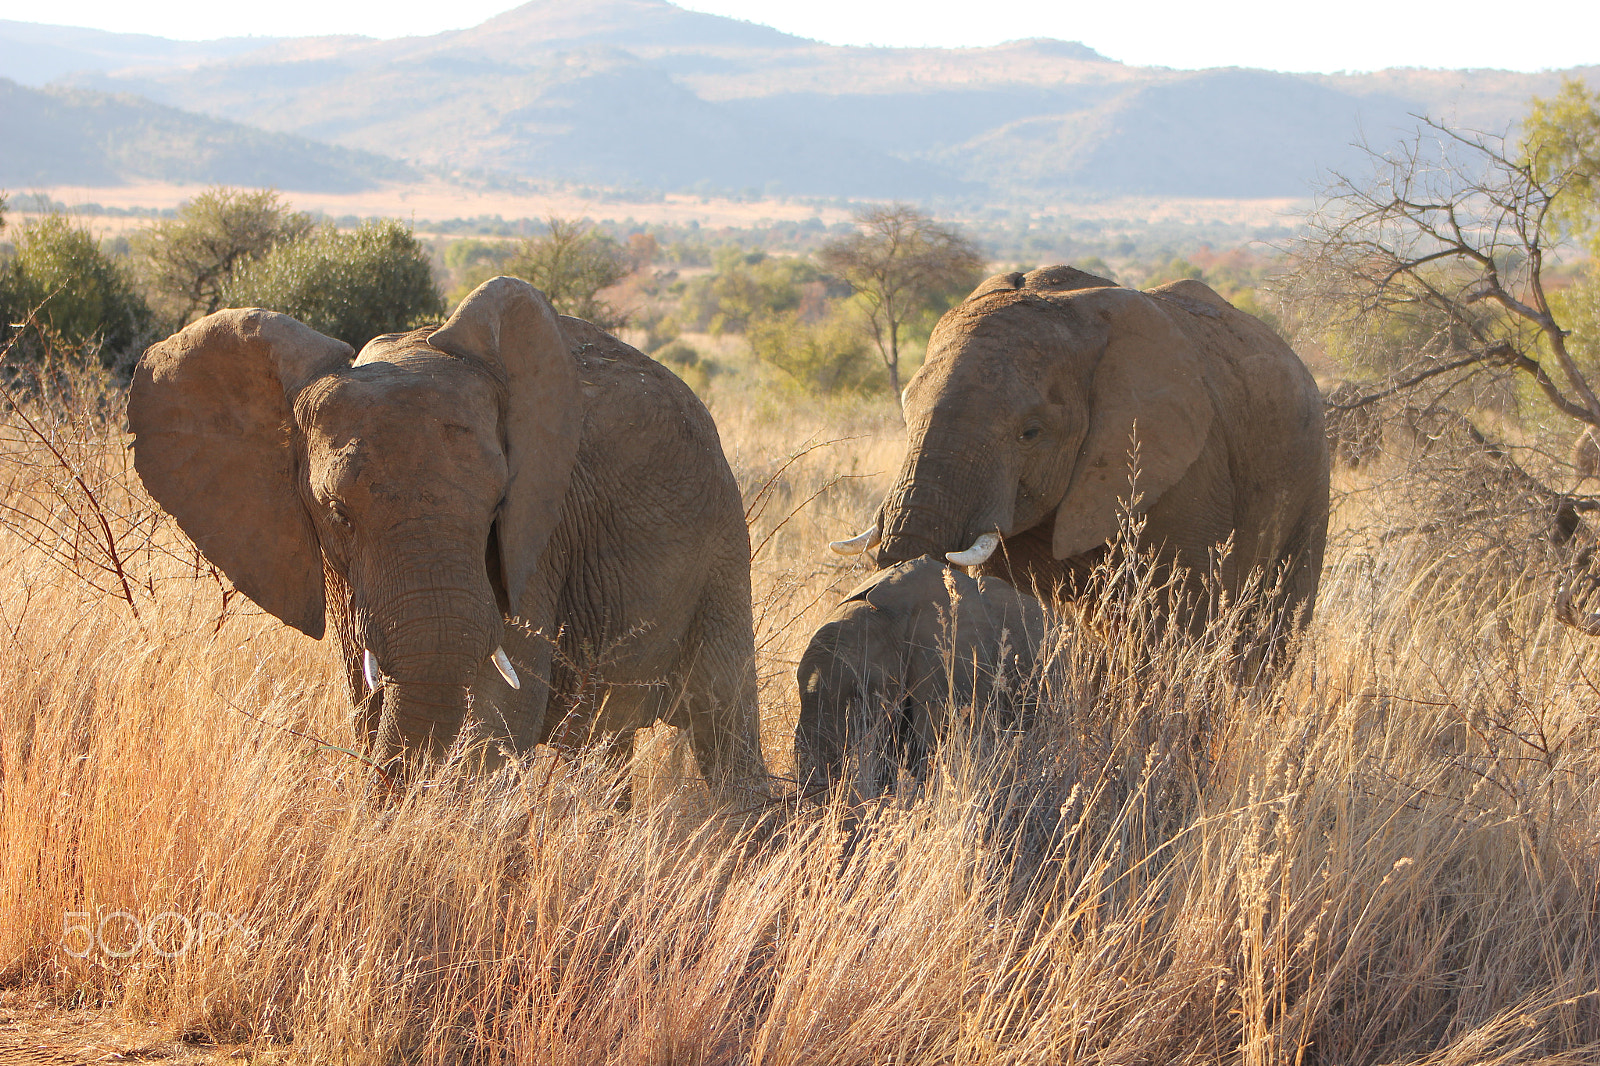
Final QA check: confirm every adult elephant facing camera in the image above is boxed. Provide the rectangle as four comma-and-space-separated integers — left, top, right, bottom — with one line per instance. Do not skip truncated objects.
130, 276, 768, 800
834, 266, 1329, 636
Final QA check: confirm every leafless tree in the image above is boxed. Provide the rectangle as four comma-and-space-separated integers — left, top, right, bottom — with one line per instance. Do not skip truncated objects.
818, 204, 985, 396
1288, 117, 1598, 432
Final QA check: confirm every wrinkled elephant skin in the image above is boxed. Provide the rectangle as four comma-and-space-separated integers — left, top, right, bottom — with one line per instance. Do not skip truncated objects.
129, 277, 768, 800
854, 265, 1330, 640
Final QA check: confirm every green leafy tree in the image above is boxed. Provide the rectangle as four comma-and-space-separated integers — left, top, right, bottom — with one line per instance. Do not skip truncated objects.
3, 211, 151, 370
132, 187, 313, 328
224, 219, 444, 350
507, 217, 628, 328
442, 238, 518, 303
1526, 80, 1600, 380
1523, 78, 1600, 249
748, 303, 884, 397
818, 204, 986, 395
679, 248, 823, 336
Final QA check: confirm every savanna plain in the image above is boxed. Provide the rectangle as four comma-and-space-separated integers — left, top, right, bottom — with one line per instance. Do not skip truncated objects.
1, 347, 1598, 1065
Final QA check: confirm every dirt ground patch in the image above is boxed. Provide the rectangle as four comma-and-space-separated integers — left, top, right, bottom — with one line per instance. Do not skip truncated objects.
0, 993, 261, 1064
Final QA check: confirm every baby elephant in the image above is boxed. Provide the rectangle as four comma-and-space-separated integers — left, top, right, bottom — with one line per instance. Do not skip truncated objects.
796, 557, 1048, 799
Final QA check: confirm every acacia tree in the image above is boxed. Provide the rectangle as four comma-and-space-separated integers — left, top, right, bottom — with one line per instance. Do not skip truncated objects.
508, 217, 629, 328
818, 204, 985, 396
133, 187, 312, 328
1291, 82, 1600, 434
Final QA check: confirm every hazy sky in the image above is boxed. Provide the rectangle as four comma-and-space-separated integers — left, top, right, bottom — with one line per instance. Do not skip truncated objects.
4, 0, 1595, 73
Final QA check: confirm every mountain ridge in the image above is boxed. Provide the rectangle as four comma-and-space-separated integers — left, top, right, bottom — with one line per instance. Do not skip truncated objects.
3, 2, 1596, 201
0, 78, 416, 192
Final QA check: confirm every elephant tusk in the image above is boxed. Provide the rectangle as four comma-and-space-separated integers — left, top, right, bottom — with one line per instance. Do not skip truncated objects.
362, 648, 381, 692
830, 526, 882, 555
946, 532, 1000, 566
491, 646, 521, 689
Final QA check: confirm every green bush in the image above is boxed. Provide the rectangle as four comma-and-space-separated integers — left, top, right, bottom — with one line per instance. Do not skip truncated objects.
224, 219, 444, 349
653, 339, 720, 394
442, 237, 517, 304
748, 304, 884, 397
133, 187, 312, 329
678, 248, 825, 336
1, 209, 152, 372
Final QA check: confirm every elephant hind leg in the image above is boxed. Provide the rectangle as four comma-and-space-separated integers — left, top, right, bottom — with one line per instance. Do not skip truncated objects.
675, 586, 770, 807
678, 664, 768, 806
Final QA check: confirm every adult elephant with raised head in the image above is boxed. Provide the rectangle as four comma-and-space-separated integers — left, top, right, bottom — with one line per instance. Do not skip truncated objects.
833, 265, 1329, 637
130, 276, 768, 800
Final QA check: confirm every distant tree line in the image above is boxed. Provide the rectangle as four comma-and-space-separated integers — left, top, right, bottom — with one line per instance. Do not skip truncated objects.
0, 187, 442, 374
4, 183, 1320, 407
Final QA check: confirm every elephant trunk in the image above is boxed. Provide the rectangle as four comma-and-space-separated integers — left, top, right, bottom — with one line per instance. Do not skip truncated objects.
379, 679, 475, 761
359, 555, 505, 765
877, 441, 1012, 568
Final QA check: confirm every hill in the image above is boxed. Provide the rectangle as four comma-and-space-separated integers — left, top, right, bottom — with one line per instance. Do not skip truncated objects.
0, 79, 416, 192
5, 1, 1598, 201
0, 18, 286, 85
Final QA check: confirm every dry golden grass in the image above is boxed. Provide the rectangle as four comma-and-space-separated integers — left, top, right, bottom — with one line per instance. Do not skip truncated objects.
2, 373, 1600, 1065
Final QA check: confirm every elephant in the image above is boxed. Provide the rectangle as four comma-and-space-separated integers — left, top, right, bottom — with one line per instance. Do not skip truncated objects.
831, 266, 1330, 640
129, 276, 768, 800
796, 557, 1047, 800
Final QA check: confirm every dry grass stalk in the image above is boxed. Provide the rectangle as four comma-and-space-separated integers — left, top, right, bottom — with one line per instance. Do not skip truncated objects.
1, 383, 1599, 1065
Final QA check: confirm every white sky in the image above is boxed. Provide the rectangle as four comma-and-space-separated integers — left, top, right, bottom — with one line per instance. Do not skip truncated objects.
2, 0, 1595, 74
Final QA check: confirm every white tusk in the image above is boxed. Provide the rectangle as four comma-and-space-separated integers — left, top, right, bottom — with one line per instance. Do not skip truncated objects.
362, 648, 380, 692
829, 526, 882, 556
491, 646, 521, 689
946, 532, 1000, 566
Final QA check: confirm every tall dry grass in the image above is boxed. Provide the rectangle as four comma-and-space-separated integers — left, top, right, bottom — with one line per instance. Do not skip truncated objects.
2, 372, 1599, 1064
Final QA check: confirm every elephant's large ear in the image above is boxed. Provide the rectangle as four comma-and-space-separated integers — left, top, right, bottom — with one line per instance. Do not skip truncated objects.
429, 277, 581, 608
129, 309, 353, 638
1051, 290, 1216, 559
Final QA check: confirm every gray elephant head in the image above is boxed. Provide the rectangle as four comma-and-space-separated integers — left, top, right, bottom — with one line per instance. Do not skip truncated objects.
832, 265, 1329, 635
130, 277, 580, 767
796, 557, 1047, 800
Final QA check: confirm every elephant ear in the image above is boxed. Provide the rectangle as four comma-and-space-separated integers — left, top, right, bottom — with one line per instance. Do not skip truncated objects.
129, 308, 353, 638
428, 276, 581, 609
1052, 290, 1216, 559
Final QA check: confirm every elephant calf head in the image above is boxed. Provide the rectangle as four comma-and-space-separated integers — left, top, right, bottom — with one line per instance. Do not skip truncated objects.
129, 277, 581, 768
796, 557, 1047, 800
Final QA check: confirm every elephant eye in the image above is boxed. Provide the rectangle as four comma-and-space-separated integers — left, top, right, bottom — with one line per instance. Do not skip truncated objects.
329, 502, 352, 529
1018, 424, 1043, 443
